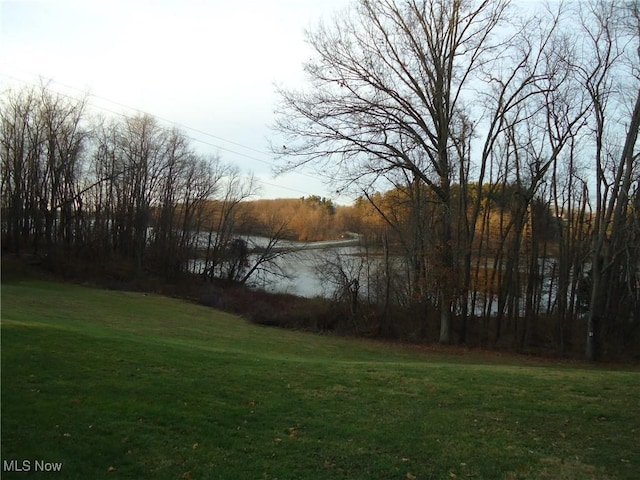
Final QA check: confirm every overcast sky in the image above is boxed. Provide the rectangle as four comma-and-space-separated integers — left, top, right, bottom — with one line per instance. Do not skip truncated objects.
0, 0, 350, 201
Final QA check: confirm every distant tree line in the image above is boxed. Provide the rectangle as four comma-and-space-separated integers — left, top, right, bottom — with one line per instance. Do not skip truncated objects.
274, 0, 640, 360
239, 196, 353, 242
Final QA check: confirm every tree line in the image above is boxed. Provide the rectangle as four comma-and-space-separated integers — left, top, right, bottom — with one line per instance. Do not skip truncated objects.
0, 84, 284, 284
273, 0, 640, 360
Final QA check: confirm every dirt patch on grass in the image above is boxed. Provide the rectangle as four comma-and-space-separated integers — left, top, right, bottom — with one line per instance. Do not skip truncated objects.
507, 457, 613, 480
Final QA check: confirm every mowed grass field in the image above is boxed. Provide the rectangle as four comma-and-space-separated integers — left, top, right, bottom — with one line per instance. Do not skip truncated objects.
1, 280, 639, 479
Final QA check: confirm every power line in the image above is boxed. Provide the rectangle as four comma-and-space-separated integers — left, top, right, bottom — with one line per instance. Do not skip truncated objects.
1, 71, 276, 159
0, 69, 333, 199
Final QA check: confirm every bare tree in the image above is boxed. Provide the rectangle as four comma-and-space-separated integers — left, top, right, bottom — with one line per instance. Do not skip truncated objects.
201, 166, 258, 281
315, 249, 366, 328
570, 0, 640, 360
274, 0, 512, 343
239, 211, 297, 285
1, 86, 40, 254
0, 84, 88, 258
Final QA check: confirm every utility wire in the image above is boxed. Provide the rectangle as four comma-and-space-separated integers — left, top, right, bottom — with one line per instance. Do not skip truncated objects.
0, 69, 332, 198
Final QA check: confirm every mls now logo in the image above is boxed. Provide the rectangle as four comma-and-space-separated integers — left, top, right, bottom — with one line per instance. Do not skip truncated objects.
3, 459, 63, 472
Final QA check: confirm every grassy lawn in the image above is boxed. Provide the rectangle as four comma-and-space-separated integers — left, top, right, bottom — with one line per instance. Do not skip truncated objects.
1, 280, 638, 479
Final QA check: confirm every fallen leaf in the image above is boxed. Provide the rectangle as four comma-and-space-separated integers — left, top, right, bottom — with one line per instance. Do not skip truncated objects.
192, 442, 199, 450
406, 473, 417, 480
183, 472, 191, 480
107, 466, 117, 472
450, 473, 457, 478
274, 437, 282, 443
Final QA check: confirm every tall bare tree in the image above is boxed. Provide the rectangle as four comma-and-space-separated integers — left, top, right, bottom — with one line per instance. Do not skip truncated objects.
571, 0, 640, 360
274, 0, 512, 343
1, 84, 88, 257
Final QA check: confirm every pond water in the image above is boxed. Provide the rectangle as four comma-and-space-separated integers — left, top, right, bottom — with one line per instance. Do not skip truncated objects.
254, 247, 572, 319
248, 245, 363, 298
190, 234, 364, 298
193, 234, 574, 317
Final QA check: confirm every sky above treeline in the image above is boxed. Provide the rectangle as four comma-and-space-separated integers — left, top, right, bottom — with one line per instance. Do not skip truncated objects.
0, 0, 350, 200
1, 0, 551, 202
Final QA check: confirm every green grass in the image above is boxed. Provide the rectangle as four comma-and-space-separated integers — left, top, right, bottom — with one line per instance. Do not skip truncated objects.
1, 280, 639, 479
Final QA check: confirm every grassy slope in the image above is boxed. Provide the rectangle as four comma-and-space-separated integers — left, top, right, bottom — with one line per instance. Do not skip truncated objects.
1, 280, 638, 480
